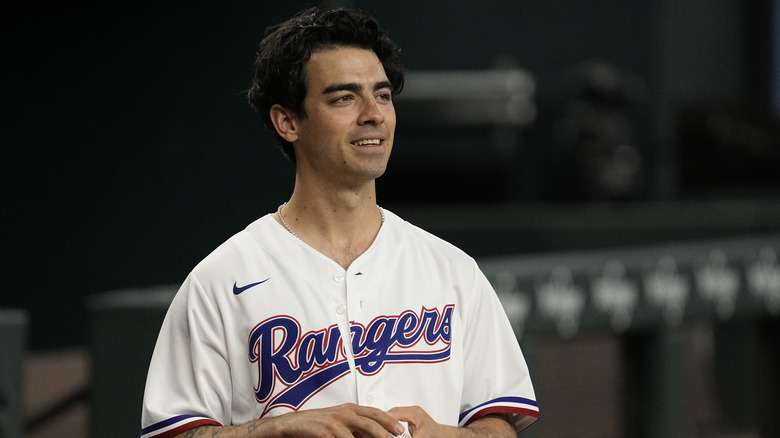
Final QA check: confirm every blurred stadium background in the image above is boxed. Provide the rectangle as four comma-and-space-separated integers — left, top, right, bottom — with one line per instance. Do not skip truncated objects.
3, 1, 780, 437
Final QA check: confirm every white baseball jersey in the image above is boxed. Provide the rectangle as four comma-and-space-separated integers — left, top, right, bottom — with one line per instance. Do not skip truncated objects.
141, 209, 538, 437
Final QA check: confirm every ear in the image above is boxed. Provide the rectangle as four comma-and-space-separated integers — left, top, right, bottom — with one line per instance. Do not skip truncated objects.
269, 104, 300, 143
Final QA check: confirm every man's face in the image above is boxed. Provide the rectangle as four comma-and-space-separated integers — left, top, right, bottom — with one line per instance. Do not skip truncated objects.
291, 47, 396, 188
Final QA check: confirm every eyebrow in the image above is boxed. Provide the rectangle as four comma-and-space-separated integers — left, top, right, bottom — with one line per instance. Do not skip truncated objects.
322, 80, 393, 95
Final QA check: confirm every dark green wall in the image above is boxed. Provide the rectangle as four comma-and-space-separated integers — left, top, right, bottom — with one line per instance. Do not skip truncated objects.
1, 1, 770, 349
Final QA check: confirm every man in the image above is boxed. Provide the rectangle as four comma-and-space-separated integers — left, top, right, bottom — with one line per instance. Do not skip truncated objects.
141, 6, 538, 438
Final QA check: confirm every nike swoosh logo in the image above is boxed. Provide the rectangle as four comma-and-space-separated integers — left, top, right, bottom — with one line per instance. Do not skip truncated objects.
233, 278, 270, 295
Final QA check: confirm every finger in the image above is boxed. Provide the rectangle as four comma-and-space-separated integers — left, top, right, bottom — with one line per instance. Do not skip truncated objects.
353, 405, 406, 436
347, 414, 404, 438
387, 405, 421, 422
388, 406, 428, 435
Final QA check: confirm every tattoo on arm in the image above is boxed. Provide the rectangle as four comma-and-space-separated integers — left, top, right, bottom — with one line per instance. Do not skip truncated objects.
182, 426, 216, 438
182, 428, 201, 438
179, 420, 257, 437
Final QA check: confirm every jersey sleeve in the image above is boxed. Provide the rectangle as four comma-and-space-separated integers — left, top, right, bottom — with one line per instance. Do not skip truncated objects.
140, 274, 230, 438
458, 262, 539, 432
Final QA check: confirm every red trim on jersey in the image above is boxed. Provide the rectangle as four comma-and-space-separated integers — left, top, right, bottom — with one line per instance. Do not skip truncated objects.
154, 419, 221, 438
463, 405, 540, 427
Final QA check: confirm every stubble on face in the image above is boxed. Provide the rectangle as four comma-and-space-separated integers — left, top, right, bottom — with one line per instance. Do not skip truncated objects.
293, 47, 396, 191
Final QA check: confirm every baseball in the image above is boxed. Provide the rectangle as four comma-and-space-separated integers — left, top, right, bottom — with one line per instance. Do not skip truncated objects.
393, 421, 411, 438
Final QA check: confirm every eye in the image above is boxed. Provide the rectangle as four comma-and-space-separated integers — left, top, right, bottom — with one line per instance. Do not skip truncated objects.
376, 92, 392, 102
332, 94, 355, 104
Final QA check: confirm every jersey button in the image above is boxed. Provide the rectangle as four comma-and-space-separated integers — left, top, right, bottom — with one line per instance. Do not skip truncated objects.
332, 273, 345, 283
335, 304, 347, 315
365, 394, 375, 404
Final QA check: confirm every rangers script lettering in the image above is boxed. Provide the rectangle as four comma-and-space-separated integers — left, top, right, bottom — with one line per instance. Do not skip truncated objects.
249, 305, 454, 415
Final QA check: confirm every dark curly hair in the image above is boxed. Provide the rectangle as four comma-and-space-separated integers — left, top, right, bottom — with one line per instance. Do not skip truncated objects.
247, 6, 405, 163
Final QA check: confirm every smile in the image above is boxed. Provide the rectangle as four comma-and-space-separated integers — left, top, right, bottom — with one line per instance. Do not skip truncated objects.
352, 139, 381, 146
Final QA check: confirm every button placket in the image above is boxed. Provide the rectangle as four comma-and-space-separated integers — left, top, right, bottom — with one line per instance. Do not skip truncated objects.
332, 271, 348, 316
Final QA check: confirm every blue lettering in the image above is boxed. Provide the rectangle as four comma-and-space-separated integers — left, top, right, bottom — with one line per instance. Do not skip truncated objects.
248, 305, 455, 413
249, 316, 300, 402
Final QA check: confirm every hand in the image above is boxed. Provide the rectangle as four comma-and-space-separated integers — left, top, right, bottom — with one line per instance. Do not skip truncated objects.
387, 406, 457, 438
266, 403, 406, 438
388, 407, 516, 438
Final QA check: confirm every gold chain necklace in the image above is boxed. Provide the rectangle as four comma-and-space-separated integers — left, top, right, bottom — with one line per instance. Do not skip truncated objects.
277, 203, 384, 240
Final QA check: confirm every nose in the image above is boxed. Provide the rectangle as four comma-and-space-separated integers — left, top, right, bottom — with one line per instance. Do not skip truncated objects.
358, 97, 385, 126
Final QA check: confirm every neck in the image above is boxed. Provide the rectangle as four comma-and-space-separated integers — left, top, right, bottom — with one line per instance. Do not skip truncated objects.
276, 181, 383, 269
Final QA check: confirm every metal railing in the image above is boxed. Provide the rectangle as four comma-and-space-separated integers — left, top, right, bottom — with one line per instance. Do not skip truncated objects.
478, 234, 780, 437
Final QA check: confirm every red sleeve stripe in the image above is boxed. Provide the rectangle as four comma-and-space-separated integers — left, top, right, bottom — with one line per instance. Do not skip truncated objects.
459, 396, 540, 430
141, 417, 221, 438
463, 405, 540, 427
